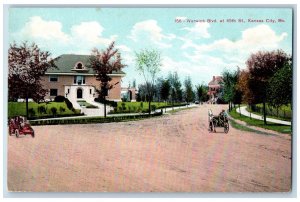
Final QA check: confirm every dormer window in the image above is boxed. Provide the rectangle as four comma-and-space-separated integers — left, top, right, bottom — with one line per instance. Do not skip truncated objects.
76, 63, 83, 69
72, 61, 88, 72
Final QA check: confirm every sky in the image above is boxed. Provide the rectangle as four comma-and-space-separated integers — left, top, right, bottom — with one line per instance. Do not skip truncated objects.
8, 7, 293, 88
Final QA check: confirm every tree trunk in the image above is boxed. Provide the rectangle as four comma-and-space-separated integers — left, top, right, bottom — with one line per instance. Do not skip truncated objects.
228, 102, 231, 111
148, 100, 151, 115
263, 101, 267, 125
104, 97, 107, 118
239, 104, 241, 116
165, 100, 167, 113
26, 93, 29, 119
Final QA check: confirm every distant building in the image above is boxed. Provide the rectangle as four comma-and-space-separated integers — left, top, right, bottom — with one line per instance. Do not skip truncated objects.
207, 76, 224, 104
121, 87, 137, 102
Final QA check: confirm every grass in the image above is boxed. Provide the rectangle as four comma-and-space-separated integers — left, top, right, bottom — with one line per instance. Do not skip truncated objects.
29, 111, 163, 126
229, 119, 276, 136
8, 102, 81, 118
77, 101, 98, 108
246, 106, 291, 122
229, 107, 292, 134
111, 102, 186, 114
251, 103, 292, 121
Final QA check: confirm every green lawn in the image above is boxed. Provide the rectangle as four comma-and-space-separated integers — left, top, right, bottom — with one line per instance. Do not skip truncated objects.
8, 102, 81, 118
251, 103, 292, 121
77, 101, 98, 108
112, 102, 185, 114
229, 107, 292, 134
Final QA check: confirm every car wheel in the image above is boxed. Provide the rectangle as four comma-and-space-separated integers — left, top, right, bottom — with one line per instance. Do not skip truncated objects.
9, 126, 14, 136
15, 129, 19, 138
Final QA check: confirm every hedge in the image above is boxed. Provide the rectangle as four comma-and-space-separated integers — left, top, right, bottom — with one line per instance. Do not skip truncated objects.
29, 111, 163, 126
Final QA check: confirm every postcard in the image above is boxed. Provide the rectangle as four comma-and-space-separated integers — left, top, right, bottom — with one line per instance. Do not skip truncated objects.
6, 6, 293, 193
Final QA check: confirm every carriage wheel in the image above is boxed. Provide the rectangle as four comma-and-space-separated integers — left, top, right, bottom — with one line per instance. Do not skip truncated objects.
15, 129, 19, 138
224, 123, 229, 134
208, 122, 213, 132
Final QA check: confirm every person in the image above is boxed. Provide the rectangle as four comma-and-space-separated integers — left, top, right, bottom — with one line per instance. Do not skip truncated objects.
218, 110, 226, 125
208, 109, 216, 132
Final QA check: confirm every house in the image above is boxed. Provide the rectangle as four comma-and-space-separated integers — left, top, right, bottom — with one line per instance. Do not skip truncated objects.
40, 54, 125, 105
121, 87, 137, 102
207, 76, 224, 103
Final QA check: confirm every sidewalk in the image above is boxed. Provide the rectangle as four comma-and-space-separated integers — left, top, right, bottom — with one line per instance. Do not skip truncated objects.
236, 106, 291, 126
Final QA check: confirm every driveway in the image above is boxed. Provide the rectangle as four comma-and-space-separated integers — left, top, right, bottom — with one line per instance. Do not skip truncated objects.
7, 104, 291, 192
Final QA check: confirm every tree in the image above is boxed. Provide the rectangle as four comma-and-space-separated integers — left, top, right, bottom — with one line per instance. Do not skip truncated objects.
222, 69, 239, 111
8, 42, 56, 118
132, 79, 136, 88
135, 49, 162, 114
183, 76, 194, 103
160, 79, 171, 112
195, 85, 203, 102
196, 84, 209, 103
168, 71, 183, 104
267, 62, 292, 110
90, 41, 126, 117
246, 49, 291, 124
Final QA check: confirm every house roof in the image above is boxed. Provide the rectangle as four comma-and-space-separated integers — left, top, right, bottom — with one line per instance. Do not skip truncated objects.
47, 54, 126, 75
208, 76, 223, 86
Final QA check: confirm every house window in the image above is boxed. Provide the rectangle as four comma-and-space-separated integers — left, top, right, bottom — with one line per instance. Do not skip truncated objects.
90, 89, 92, 94
50, 89, 58, 96
49, 75, 58, 82
76, 63, 83, 69
74, 75, 85, 85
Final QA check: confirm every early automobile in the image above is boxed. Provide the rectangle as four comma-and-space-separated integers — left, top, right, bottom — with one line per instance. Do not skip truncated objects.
208, 109, 229, 134
8, 116, 35, 138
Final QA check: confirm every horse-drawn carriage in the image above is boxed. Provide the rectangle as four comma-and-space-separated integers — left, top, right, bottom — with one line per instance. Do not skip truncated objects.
208, 109, 229, 134
8, 116, 35, 138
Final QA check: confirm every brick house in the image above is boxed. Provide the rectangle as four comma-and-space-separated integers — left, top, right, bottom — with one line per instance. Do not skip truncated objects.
41, 54, 125, 104
207, 76, 224, 103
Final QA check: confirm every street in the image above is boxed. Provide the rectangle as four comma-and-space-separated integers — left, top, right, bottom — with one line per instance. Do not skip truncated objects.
7, 104, 291, 192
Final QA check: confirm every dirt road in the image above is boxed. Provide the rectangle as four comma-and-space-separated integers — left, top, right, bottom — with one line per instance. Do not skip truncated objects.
7, 104, 291, 192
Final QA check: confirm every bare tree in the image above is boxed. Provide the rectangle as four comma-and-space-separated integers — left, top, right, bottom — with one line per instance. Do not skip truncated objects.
135, 49, 162, 115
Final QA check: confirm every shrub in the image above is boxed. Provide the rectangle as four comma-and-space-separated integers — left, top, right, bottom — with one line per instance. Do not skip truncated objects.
140, 102, 144, 109
128, 106, 131, 113
132, 106, 137, 112
28, 108, 35, 117
118, 106, 123, 112
54, 95, 66, 102
59, 106, 66, 113
64, 98, 73, 110
151, 105, 156, 112
121, 102, 126, 111
50, 107, 57, 116
37, 105, 46, 114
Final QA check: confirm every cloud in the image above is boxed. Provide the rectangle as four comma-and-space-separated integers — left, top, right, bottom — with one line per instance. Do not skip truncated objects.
19, 16, 70, 43
182, 22, 211, 39
183, 24, 287, 53
181, 24, 288, 69
13, 16, 121, 56
128, 20, 175, 48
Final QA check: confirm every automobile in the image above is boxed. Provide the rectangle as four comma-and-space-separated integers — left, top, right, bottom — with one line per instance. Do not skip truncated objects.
195, 101, 200, 104
208, 109, 229, 134
8, 116, 35, 138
